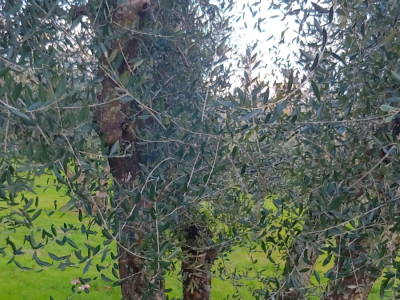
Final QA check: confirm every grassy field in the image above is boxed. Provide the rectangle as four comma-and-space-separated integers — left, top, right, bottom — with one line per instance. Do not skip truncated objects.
0, 176, 382, 299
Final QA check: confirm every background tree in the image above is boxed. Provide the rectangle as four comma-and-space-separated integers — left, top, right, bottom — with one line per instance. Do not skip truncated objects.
224, 0, 400, 299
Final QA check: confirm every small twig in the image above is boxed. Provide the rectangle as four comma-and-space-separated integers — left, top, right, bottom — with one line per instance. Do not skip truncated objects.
201, 35, 220, 121
3, 88, 10, 153
203, 137, 221, 190
348, 147, 394, 190
140, 157, 173, 194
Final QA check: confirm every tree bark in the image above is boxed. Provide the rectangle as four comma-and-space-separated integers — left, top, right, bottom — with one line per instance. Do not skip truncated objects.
182, 225, 217, 300
93, 0, 163, 299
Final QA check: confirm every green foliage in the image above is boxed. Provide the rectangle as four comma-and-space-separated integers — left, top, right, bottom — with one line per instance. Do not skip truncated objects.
220, 0, 400, 298
0, 0, 263, 298
1, 0, 400, 299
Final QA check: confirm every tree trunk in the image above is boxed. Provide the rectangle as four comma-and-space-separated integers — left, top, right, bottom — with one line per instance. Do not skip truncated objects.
182, 225, 217, 300
93, 0, 163, 299
281, 240, 317, 300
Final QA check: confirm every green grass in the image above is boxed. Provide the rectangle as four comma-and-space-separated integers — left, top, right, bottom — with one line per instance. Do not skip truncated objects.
0, 176, 382, 299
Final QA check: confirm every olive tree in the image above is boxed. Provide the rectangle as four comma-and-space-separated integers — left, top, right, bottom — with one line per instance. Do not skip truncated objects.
224, 0, 400, 299
0, 0, 254, 299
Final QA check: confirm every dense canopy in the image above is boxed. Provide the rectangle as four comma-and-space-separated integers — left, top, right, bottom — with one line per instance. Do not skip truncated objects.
0, 0, 400, 299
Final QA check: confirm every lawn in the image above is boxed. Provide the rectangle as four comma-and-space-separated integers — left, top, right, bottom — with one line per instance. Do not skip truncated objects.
0, 175, 382, 299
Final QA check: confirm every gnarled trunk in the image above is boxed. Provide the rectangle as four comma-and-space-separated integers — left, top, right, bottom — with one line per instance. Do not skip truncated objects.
93, 0, 164, 299
182, 225, 217, 300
